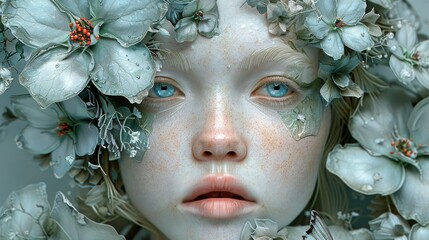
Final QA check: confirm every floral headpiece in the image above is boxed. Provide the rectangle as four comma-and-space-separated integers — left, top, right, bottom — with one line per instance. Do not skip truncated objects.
1, 0, 429, 239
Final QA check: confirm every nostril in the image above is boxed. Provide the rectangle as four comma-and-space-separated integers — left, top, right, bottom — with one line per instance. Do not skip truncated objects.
203, 151, 212, 157
226, 151, 237, 158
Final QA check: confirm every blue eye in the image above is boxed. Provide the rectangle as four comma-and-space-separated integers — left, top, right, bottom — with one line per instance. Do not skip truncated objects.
151, 82, 176, 98
266, 82, 289, 98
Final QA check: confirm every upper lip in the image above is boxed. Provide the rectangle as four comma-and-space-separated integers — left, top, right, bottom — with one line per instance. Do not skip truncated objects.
183, 175, 256, 203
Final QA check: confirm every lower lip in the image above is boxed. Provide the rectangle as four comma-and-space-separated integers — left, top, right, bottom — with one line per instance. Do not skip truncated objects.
179, 198, 259, 219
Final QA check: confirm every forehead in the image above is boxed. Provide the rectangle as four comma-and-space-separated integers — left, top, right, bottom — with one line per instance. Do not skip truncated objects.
158, 0, 285, 68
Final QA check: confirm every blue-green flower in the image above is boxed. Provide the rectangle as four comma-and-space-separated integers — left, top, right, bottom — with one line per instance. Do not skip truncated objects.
387, 24, 429, 89
0, 183, 124, 239
369, 212, 410, 240
267, 1, 303, 35
327, 89, 429, 225
304, 0, 374, 60
1, 0, 167, 107
318, 55, 363, 103
173, 0, 219, 43
11, 95, 98, 178
0, 67, 13, 95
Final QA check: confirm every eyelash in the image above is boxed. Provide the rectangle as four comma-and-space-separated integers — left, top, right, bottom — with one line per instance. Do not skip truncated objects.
251, 76, 300, 108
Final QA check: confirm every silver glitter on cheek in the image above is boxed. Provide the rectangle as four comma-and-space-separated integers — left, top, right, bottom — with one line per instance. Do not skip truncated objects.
277, 94, 324, 140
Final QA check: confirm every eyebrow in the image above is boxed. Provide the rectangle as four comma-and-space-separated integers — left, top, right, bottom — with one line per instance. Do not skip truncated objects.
159, 50, 193, 72
239, 45, 313, 81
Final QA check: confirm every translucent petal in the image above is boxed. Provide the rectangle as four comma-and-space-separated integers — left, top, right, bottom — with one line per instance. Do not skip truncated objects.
337, 0, 366, 25
182, 0, 198, 17
332, 74, 350, 88
315, 0, 336, 21
51, 138, 76, 178
396, 24, 418, 52
340, 81, 363, 98
321, 32, 344, 60
198, 13, 218, 36
59, 95, 94, 122
91, 39, 154, 104
415, 67, 429, 90
198, 0, 216, 12
389, 56, 416, 84
10, 95, 62, 129
320, 78, 341, 103
341, 24, 373, 52
392, 159, 429, 225
350, 88, 412, 156
50, 192, 125, 239
387, 37, 405, 59
53, 0, 91, 18
0, 183, 50, 239
174, 17, 198, 43
2, 0, 70, 48
75, 123, 98, 156
91, 0, 166, 47
410, 224, 429, 240
304, 14, 330, 39
408, 97, 429, 152
19, 46, 93, 108
16, 125, 60, 154
414, 40, 429, 66
327, 144, 405, 195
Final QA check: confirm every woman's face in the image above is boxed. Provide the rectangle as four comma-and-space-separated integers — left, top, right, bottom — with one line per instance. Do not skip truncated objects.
119, 1, 331, 239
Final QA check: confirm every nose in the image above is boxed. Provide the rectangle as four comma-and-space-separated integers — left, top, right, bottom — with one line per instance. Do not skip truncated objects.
192, 100, 247, 162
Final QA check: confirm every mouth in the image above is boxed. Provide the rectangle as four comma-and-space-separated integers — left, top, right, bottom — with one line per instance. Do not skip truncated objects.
179, 175, 259, 219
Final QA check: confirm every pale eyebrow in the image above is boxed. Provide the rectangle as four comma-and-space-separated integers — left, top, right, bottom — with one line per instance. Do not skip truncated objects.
159, 50, 193, 72
239, 45, 313, 81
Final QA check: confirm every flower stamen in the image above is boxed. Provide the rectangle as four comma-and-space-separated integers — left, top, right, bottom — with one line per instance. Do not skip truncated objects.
69, 17, 97, 46
57, 122, 72, 137
334, 18, 346, 29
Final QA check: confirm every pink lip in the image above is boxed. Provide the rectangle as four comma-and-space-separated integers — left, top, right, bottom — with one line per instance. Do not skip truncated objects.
179, 175, 259, 219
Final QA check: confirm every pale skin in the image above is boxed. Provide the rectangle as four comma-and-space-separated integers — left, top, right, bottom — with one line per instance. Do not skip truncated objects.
119, 1, 331, 239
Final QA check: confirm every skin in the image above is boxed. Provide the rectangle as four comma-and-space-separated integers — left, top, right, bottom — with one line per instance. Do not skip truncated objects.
119, 1, 331, 239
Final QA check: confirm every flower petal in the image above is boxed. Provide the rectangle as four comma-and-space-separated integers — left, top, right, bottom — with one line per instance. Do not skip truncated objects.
19, 46, 93, 108
327, 144, 405, 195
183, 0, 198, 17
0, 183, 50, 239
51, 137, 76, 178
396, 24, 418, 52
50, 192, 125, 239
320, 78, 341, 103
415, 67, 429, 90
174, 17, 198, 43
410, 224, 429, 240
389, 55, 416, 84
59, 95, 95, 122
16, 125, 60, 154
341, 24, 373, 52
75, 123, 98, 156
408, 97, 429, 153
53, 0, 91, 18
198, 13, 219, 37
304, 13, 330, 39
414, 40, 429, 66
337, 0, 366, 25
349, 88, 412, 156
315, 0, 336, 21
198, 0, 216, 12
2, 0, 70, 48
10, 95, 62, 129
321, 32, 344, 60
392, 158, 429, 225
90, 0, 166, 47
91, 39, 154, 104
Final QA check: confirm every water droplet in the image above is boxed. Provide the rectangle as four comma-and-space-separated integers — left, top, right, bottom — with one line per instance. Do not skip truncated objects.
135, 63, 140, 67
297, 114, 306, 122
363, 120, 368, 125
390, 45, 397, 51
143, 52, 147, 56
373, 172, 383, 181
375, 138, 385, 144
65, 156, 75, 165
370, 117, 375, 121
146, 66, 150, 70
361, 184, 373, 192
400, 69, 412, 81
15, 140, 23, 149
137, 76, 140, 79
55, 63, 60, 68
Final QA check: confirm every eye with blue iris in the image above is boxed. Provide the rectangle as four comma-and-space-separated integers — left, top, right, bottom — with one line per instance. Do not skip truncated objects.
148, 77, 182, 99
266, 82, 289, 98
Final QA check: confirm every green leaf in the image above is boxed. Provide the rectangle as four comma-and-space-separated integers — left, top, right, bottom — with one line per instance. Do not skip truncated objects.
91, 39, 155, 104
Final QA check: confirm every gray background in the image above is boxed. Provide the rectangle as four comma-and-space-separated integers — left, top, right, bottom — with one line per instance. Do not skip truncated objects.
1, 0, 429, 204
